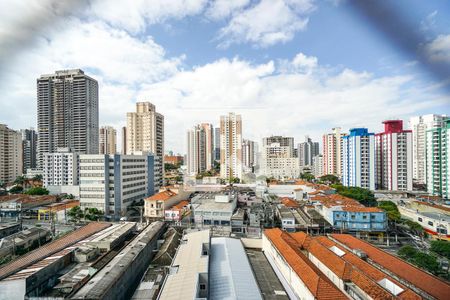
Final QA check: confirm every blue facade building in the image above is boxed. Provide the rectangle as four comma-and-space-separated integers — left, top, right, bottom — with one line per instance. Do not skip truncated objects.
342, 128, 376, 190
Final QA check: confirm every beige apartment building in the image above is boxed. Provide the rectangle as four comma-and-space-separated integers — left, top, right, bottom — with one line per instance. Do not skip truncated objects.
0, 124, 23, 183
126, 102, 164, 188
322, 127, 347, 176
220, 113, 243, 180
99, 126, 117, 154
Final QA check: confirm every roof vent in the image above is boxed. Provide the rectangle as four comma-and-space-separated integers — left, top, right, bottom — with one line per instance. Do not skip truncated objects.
378, 278, 404, 296
329, 246, 345, 257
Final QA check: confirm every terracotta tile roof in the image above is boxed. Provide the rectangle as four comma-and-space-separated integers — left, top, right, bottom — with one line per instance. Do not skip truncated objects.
313, 236, 421, 299
311, 194, 383, 213
331, 234, 450, 299
281, 197, 299, 208
145, 190, 177, 202
264, 229, 347, 299
0, 194, 57, 204
307, 238, 352, 280
0, 222, 111, 280
171, 200, 189, 210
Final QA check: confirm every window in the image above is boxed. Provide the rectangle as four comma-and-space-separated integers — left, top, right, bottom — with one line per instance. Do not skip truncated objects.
428, 221, 433, 226
362, 215, 367, 220
199, 284, 206, 290
418, 217, 422, 222
351, 215, 355, 220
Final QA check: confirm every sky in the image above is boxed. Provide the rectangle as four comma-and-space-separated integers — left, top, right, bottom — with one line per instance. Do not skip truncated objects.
0, 0, 449, 154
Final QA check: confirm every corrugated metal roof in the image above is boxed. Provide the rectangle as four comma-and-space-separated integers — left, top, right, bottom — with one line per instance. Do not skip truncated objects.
210, 237, 262, 300
0, 222, 111, 280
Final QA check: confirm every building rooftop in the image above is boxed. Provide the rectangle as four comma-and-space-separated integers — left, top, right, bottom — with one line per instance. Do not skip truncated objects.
331, 234, 450, 299
264, 228, 347, 299
170, 200, 189, 210
310, 236, 420, 299
145, 190, 177, 202
0, 222, 111, 280
210, 237, 262, 300
414, 201, 450, 214
280, 197, 299, 208
72, 221, 165, 299
158, 229, 210, 300
311, 194, 383, 213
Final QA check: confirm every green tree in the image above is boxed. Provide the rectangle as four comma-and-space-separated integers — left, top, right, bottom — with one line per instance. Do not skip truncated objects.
412, 252, 440, 274
25, 187, 49, 195
430, 240, 450, 260
164, 163, 178, 172
14, 175, 27, 186
84, 207, 103, 221
398, 245, 418, 259
9, 185, 24, 194
68, 206, 84, 222
403, 219, 424, 235
300, 172, 315, 182
32, 174, 43, 181
319, 174, 340, 184
378, 201, 401, 222
331, 184, 377, 207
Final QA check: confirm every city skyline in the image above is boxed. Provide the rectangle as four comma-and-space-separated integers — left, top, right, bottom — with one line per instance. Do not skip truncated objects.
0, 1, 449, 154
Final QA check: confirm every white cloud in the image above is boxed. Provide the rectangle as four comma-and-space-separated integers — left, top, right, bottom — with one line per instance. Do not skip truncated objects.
135, 55, 447, 152
425, 34, 450, 63
420, 10, 438, 32
88, 0, 208, 34
205, 0, 250, 20
217, 0, 315, 48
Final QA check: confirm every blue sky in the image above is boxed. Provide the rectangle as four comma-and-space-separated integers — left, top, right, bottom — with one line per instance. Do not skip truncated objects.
0, 0, 449, 153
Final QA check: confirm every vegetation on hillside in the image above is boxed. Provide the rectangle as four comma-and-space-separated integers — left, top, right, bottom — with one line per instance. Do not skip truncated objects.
25, 187, 49, 195
331, 184, 377, 207
378, 201, 401, 222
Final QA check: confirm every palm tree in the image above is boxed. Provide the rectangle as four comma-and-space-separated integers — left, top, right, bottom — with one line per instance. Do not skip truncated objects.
32, 174, 43, 181
13, 175, 26, 186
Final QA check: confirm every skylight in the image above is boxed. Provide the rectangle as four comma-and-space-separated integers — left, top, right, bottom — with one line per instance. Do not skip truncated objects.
378, 278, 404, 296
329, 245, 345, 257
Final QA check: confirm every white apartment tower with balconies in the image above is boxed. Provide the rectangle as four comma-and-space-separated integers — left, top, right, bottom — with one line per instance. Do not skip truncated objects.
43, 148, 79, 186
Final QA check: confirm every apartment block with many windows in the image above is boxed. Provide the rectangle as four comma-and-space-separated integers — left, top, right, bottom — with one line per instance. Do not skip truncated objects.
79, 153, 155, 220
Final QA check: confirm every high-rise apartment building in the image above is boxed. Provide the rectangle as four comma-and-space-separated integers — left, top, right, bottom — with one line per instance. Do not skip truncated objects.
298, 136, 319, 168
409, 114, 447, 184
342, 128, 375, 190
426, 117, 450, 198
220, 113, 243, 179
21, 128, 37, 173
200, 123, 214, 171
99, 126, 117, 155
214, 127, 220, 161
79, 153, 155, 220
242, 139, 257, 173
323, 127, 346, 176
375, 120, 413, 191
186, 125, 207, 175
126, 102, 164, 188
43, 148, 79, 186
0, 124, 23, 183
312, 154, 324, 178
121, 126, 127, 155
260, 136, 299, 179
37, 69, 99, 168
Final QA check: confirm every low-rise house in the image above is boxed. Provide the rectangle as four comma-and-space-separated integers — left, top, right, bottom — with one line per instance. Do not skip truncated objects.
311, 194, 387, 233
164, 200, 190, 222
37, 199, 80, 222
276, 206, 296, 232
144, 189, 178, 220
